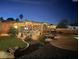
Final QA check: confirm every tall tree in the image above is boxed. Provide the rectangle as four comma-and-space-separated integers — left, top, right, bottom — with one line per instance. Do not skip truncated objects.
70, 19, 78, 26
16, 18, 19, 22
0, 17, 4, 21
7, 18, 15, 21
56, 19, 68, 28
19, 14, 23, 21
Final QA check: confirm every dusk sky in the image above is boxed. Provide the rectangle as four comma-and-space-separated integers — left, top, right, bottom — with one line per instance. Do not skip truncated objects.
0, 0, 78, 24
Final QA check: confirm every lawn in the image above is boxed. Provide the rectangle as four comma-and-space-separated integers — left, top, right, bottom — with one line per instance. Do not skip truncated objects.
0, 36, 26, 50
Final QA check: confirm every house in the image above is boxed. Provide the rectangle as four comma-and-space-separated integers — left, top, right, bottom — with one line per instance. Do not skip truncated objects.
0, 20, 15, 34
0, 20, 56, 35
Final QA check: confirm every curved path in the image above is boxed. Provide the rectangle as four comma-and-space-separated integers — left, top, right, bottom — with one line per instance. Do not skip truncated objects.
20, 39, 29, 51
49, 35, 78, 51
17, 43, 77, 59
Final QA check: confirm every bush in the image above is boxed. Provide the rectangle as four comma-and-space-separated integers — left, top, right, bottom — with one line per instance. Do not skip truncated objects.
8, 27, 18, 37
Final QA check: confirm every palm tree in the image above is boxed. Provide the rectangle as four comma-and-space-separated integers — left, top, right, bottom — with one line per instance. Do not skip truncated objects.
19, 14, 23, 21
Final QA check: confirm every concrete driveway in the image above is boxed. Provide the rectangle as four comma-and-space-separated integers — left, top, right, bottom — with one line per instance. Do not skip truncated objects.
49, 35, 78, 51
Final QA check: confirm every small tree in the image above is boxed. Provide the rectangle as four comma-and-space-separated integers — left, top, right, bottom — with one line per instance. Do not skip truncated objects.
8, 27, 18, 37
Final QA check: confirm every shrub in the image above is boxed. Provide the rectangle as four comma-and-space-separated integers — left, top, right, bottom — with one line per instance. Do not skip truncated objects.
8, 27, 18, 37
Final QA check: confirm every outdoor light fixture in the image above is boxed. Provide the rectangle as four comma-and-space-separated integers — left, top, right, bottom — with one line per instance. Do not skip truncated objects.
14, 26, 18, 29
24, 27, 28, 30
